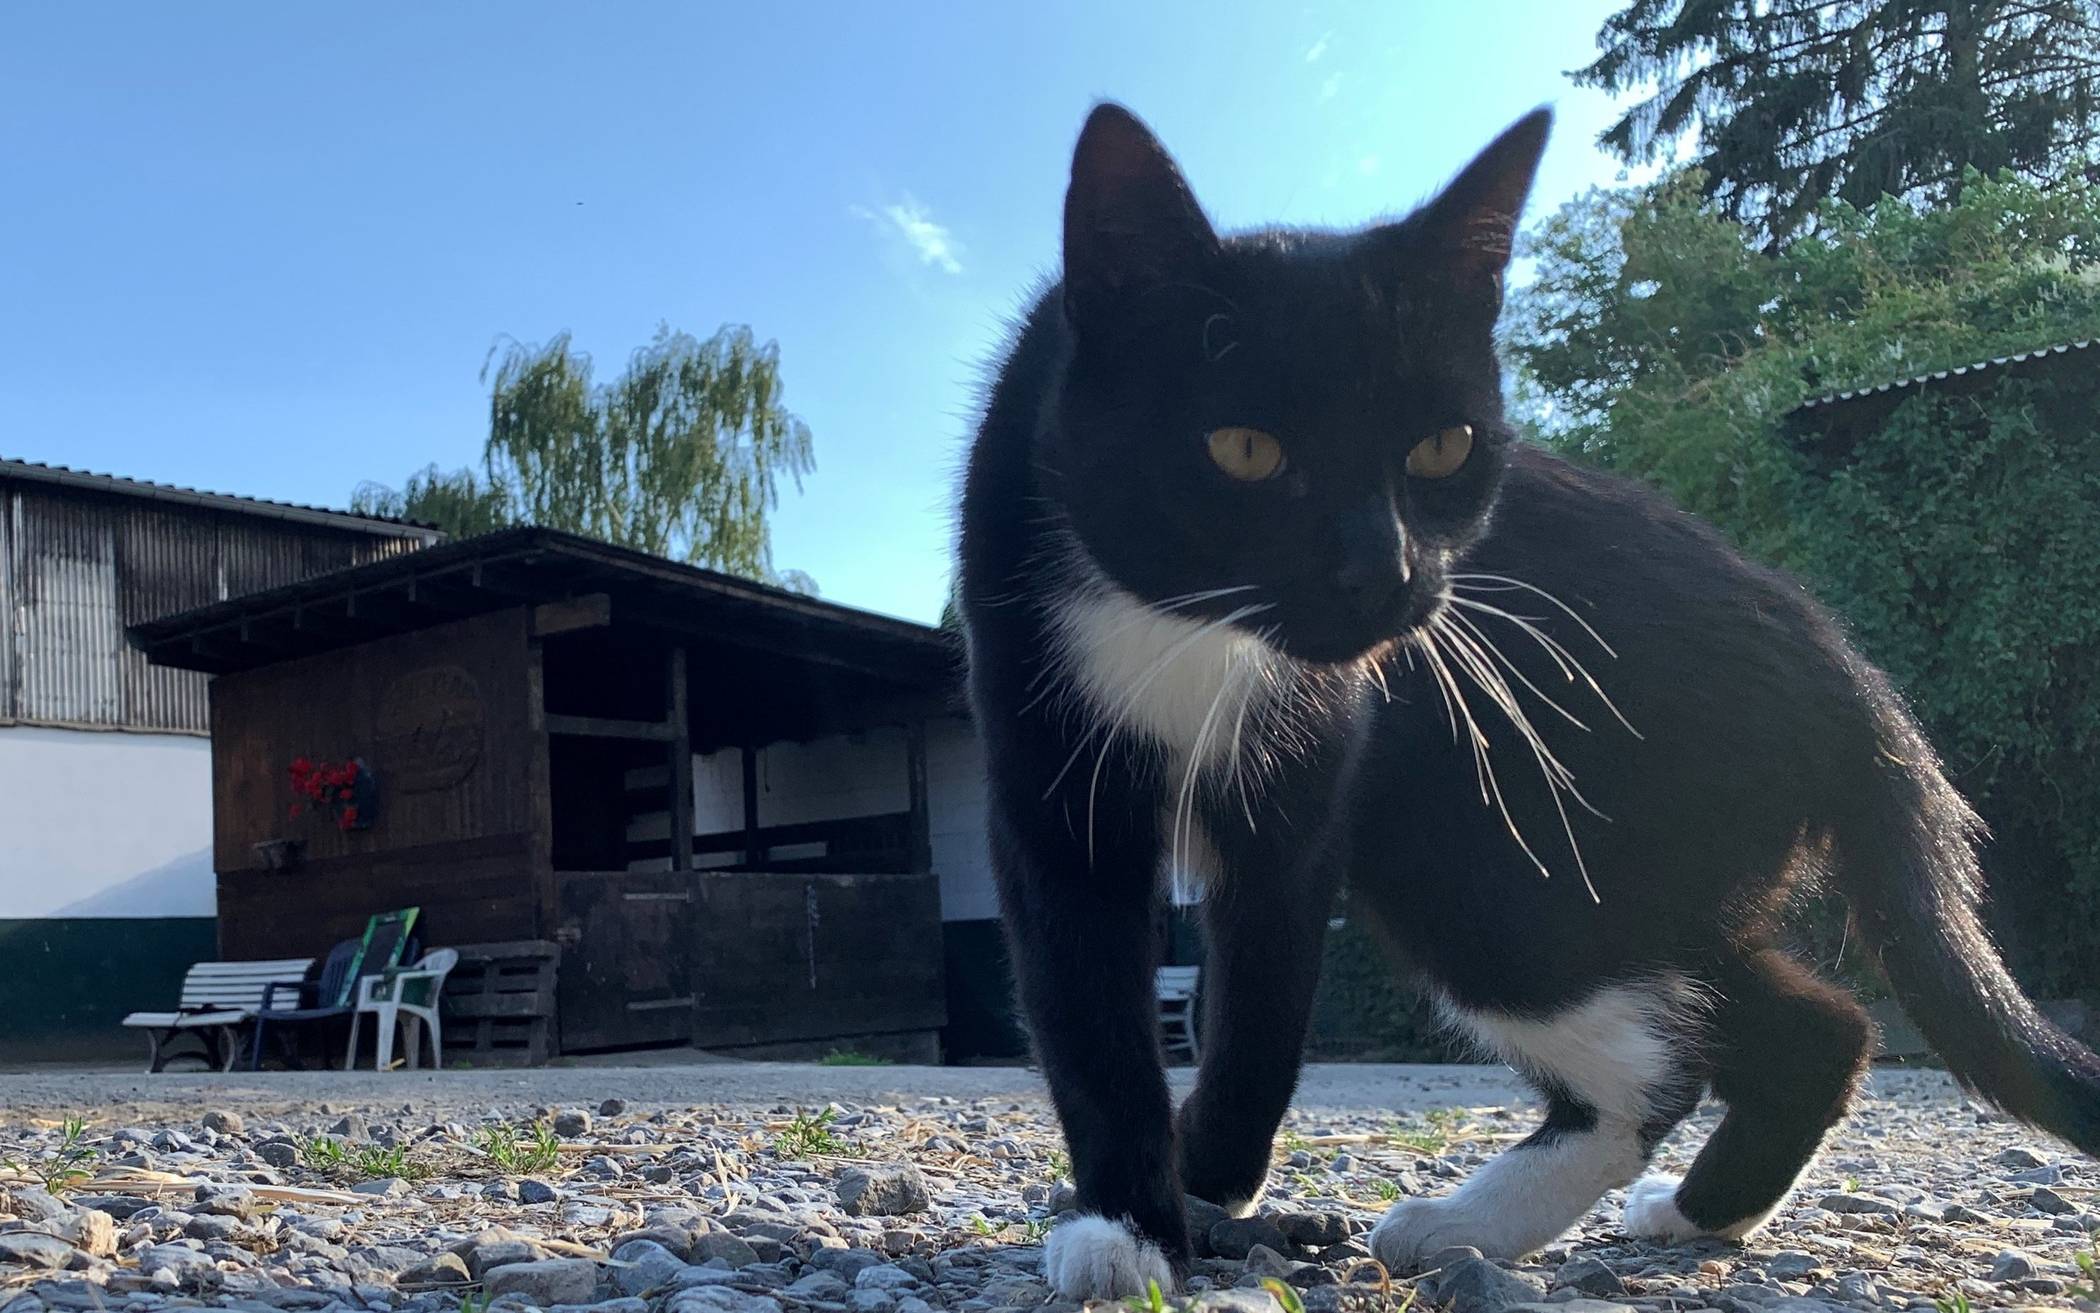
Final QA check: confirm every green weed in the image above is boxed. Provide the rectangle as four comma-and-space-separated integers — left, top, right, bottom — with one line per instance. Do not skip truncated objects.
477, 1121, 563, 1175
818, 1050, 892, 1067
773, 1109, 845, 1159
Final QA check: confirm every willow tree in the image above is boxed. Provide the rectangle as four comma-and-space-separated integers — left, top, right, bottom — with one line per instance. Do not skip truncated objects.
356, 323, 815, 584
1579, 0, 2100, 246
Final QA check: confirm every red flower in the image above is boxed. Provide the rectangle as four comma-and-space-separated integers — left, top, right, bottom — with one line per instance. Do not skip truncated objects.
339, 806, 359, 829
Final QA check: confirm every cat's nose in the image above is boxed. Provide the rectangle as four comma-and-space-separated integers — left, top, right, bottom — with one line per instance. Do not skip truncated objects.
1333, 549, 1409, 617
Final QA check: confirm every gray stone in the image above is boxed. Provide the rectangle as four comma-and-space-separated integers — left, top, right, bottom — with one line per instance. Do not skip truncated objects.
553, 1303, 647, 1313
809, 1248, 888, 1280
610, 1240, 686, 1296
2032, 1186, 2078, 1215
1830, 1274, 1879, 1304
349, 1177, 410, 1197
1186, 1293, 1284, 1313
1763, 1253, 1821, 1282
485, 1258, 601, 1306
201, 1110, 245, 1137
787, 1272, 853, 1301
552, 1110, 594, 1138
1276, 1211, 1349, 1249
854, 1265, 922, 1292
599, 1099, 629, 1118
1555, 1256, 1627, 1298
1990, 1249, 2036, 1282
8, 1191, 71, 1223
667, 1290, 784, 1313
519, 1179, 560, 1205
1504, 1303, 1638, 1313
690, 1233, 762, 1269
0, 1234, 76, 1270
1241, 1244, 1293, 1279
1431, 1258, 1547, 1313
398, 1253, 472, 1288
184, 1215, 239, 1242
1815, 1193, 1898, 1216
459, 1235, 545, 1281
1186, 1196, 1231, 1257
137, 1243, 217, 1282
836, 1163, 934, 1217
845, 1293, 896, 1313
257, 1139, 301, 1169
1208, 1216, 1291, 1261
1997, 1147, 2048, 1169
328, 1114, 369, 1141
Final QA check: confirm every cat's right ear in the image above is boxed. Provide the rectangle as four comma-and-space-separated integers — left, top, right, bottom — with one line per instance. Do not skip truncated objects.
1062, 103, 1219, 331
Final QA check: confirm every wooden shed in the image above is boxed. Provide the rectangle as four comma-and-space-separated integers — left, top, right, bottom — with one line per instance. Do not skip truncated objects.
128, 527, 964, 1060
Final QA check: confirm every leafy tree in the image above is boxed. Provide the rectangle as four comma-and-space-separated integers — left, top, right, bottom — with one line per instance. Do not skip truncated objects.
1578, 0, 2100, 245
356, 323, 815, 584
1508, 168, 2100, 991
351, 463, 512, 538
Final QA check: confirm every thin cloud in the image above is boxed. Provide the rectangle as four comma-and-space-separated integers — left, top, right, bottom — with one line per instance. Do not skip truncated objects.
853, 196, 964, 275
1320, 71, 1344, 101
1304, 32, 1330, 62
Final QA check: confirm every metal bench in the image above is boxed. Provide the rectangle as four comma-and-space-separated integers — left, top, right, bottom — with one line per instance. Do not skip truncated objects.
122, 958, 314, 1072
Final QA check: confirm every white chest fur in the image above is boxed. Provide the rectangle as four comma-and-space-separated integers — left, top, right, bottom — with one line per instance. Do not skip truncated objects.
1048, 584, 1278, 773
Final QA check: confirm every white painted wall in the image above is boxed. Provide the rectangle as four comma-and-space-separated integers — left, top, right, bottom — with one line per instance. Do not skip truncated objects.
647, 717, 998, 922
0, 725, 215, 918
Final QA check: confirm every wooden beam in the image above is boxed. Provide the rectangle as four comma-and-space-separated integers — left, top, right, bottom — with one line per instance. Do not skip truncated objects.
544, 714, 677, 742
531, 593, 613, 637
741, 746, 762, 868
667, 646, 693, 874
905, 720, 932, 875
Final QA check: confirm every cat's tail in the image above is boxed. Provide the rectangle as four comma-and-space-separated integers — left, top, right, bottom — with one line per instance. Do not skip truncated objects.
1834, 699, 2100, 1154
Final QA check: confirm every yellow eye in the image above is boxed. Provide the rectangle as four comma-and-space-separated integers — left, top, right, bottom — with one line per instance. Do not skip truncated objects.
1406, 423, 1474, 480
1206, 427, 1286, 482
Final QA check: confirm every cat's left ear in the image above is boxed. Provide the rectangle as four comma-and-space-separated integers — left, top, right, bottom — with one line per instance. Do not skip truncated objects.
1402, 107, 1552, 302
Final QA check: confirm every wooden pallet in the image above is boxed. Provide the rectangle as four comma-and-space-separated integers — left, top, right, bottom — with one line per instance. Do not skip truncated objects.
441, 940, 560, 1066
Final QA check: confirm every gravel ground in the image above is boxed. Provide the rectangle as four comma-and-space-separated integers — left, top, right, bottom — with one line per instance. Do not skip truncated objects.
0, 1062, 2090, 1313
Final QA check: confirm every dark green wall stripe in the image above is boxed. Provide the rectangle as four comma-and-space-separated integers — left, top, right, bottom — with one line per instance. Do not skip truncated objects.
0, 918, 218, 1060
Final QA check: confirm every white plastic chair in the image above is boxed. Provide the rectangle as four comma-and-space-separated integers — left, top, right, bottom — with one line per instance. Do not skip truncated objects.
1156, 965, 1201, 1062
346, 948, 459, 1071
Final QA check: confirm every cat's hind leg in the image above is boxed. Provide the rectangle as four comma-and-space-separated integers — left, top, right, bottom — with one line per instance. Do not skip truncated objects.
1370, 979, 1705, 1270
1622, 947, 1871, 1243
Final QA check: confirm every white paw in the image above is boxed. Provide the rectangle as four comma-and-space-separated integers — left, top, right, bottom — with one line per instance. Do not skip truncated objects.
1042, 1214, 1175, 1300
1621, 1174, 1702, 1241
1369, 1197, 1529, 1270
1621, 1173, 1772, 1243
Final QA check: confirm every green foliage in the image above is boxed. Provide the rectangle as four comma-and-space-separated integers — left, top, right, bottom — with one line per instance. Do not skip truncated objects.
772, 1108, 845, 1159
475, 1121, 564, 1175
817, 1050, 892, 1067
1307, 902, 1463, 1060
3, 1117, 98, 1194
1577, 0, 2100, 246
297, 1134, 428, 1182
357, 322, 816, 587
1511, 168, 2100, 993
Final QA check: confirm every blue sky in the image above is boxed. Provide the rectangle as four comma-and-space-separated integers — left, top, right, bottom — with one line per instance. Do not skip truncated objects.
2, 2, 1637, 624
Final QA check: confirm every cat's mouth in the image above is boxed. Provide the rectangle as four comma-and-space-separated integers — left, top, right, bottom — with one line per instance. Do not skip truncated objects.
1263, 588, 1445, 666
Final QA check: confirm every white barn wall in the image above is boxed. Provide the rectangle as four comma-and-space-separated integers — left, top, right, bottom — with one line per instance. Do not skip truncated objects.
0, 725, 215, 918
636, 717, 996, 923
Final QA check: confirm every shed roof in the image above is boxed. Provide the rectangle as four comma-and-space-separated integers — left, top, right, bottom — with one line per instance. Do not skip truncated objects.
127, 526, 954, 695
1790, 339, 2098, 432
0, 457, 441, 540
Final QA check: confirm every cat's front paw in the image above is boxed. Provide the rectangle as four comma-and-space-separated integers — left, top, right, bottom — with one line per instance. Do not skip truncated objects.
1621, 1174, 1703, 1242
1369, 1197, 1529, 1271
1043, 1214, 1176, 1300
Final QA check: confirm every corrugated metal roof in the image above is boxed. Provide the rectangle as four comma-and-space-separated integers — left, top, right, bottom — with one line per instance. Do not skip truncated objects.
1793, 339, 2098, 416
0, 457, 442, 540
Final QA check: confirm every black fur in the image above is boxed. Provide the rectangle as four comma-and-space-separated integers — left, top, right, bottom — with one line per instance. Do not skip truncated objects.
959, 102, 2100, 1280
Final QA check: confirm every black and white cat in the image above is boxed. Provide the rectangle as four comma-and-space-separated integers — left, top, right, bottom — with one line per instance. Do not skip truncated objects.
957, 103, 2100, 1300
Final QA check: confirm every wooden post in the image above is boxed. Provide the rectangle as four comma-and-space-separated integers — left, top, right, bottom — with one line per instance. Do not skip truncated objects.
524, 631, 556, 941
741, 746, 762, 868
905, 720, 932, 875
666, 646, 693, 873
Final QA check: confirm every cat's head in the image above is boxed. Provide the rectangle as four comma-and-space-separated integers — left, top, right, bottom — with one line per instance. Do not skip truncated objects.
1042, 103, 1549, 666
